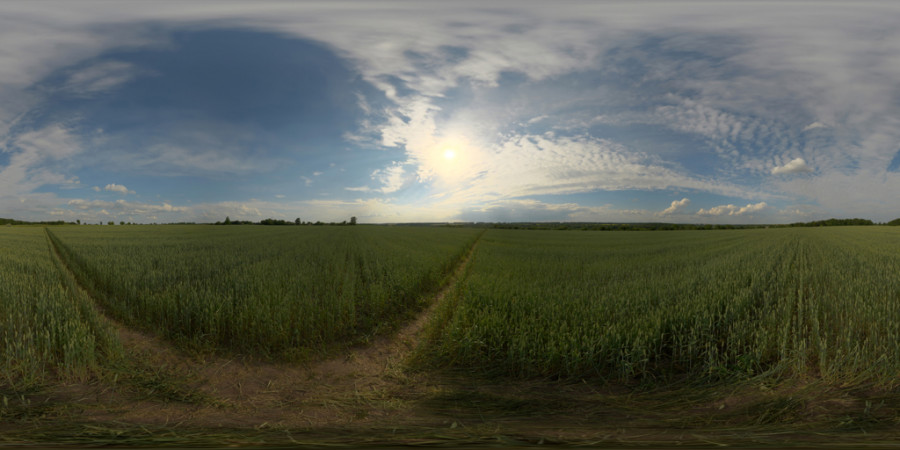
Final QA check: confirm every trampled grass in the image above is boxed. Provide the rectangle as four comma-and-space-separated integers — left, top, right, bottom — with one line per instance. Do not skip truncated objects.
422, 227, 900, 383
47, 225, 481, 358
0, 227, 120, 390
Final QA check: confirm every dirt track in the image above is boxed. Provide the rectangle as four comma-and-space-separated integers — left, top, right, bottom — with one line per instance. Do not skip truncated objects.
43, 229, 482, 429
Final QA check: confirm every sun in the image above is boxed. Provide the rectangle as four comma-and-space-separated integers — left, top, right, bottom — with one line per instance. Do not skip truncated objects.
426, 135, 475, 183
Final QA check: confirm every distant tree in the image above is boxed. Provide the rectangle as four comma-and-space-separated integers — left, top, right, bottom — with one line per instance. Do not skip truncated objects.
350, 216, 357, 225
107, 221, 114, 225
889, 218, 900, 226
120, 221, 125, 225
76, 219, 81, 225
295, 217, 301, 225
260, 218, 292, 225
224, 216, 231, 225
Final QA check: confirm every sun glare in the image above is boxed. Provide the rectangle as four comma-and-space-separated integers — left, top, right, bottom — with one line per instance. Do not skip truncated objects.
426, 135, 476, 183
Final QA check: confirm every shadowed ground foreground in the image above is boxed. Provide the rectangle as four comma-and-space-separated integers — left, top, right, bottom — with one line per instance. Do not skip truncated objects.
3, 372, 900, 448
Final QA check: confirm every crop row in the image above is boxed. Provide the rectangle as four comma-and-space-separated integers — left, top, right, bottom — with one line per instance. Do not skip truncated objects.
7, 224, 900, 389
423, 227, 900, 382
47, 225, 481, 358
0, 228, 120, 389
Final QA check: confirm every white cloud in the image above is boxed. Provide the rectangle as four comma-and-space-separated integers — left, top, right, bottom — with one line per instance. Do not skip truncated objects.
371, 163, 407, 193
772, 158, 812, 175
698, 202, 768, 216
275, 194, 285, 199
0, 124, 82, 196
652, 98, 755, 145
103, 183, 134, 194
659, 198, 690, 215
802, 122, 827, 132
12, 124, 81, 160
313, 171, 323, 176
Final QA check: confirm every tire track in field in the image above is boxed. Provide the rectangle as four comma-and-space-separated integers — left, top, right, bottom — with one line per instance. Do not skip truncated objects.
42, 227, 485, 428
45, 228, 183, 360
189, 230, 485, 427
309, 230, 483, 379
44, 228, 206, 394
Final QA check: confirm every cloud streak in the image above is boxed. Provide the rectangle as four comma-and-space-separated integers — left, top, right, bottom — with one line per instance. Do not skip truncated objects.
101, 183, 134, 195
698, 202, 768, 216
772, 158, 812, 175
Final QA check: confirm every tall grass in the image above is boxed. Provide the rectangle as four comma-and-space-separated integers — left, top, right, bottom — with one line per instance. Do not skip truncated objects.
0, 228, 120, 389
48, 225, 480, 358
423, 227, 900, 383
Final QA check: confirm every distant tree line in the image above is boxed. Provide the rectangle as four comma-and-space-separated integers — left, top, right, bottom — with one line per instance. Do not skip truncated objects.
215, 216, 357, 226
0, 218, 150, 226
488, 218, 882, 231
0, 218, 74, 226
489, 222, 770, 231
2, 215, 895, 228
786, 218, 874, 227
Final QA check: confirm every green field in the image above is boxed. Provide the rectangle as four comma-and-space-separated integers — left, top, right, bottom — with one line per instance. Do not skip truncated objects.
421, 227, 900, 382
3, 225, 900, 446
0, 227, 120, 389
46, 225, 481, 358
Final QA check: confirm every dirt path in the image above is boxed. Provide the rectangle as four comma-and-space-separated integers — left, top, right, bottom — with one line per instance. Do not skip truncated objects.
45, 228, 188, 366
176, 236, 482, 428
43, 228, 482, 428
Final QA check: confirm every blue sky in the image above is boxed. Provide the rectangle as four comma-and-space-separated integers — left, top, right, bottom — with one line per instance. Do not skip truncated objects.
2, 2, 900, 224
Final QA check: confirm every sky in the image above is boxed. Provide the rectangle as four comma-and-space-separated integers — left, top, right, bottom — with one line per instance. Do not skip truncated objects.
2, 1, 900, 224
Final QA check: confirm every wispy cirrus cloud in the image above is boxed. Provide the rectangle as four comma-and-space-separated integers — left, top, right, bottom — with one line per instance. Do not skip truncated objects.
59, 60, 140, 97
0, 124, 82, 195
